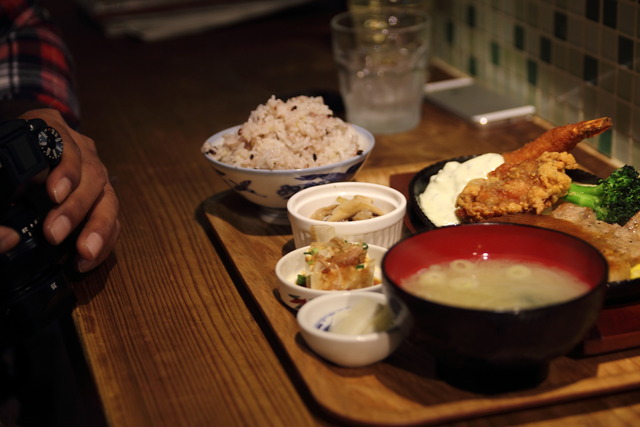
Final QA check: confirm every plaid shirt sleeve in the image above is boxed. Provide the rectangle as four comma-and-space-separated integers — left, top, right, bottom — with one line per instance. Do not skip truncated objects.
0, 0, 80, 126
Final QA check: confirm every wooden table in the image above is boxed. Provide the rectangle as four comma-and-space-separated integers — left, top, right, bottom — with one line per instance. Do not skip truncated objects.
42, 1, 640, 425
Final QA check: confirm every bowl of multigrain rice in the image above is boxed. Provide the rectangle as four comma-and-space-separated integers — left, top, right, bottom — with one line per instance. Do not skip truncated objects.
201, 96, 374, 223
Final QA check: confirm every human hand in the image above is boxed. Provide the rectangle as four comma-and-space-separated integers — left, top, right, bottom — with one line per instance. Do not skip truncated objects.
0, 109, 120, 272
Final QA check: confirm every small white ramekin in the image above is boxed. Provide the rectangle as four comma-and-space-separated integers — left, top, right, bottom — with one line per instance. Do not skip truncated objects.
275, 244, 386, 311
286, 182, 407, 249
296, 292, 412, 367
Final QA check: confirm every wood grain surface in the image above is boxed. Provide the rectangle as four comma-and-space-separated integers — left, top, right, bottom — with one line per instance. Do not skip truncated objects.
203, 164, 640, 426
37, 1, 640, 425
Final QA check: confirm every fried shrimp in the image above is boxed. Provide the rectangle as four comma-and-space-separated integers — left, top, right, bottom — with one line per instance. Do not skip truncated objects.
502, 117, 612, 164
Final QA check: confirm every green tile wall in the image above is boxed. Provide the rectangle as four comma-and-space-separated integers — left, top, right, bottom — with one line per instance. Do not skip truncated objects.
431, 0, 640, 165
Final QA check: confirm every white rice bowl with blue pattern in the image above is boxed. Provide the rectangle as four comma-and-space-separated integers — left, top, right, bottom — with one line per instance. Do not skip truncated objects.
201, 96, 374, 212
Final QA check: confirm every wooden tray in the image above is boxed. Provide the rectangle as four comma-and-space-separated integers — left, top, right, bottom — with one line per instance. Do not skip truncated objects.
202, 163, 640, 426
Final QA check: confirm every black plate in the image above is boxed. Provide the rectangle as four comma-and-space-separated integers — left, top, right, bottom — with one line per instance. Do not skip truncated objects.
408, 154, 640, 307
409, 155, 477, 231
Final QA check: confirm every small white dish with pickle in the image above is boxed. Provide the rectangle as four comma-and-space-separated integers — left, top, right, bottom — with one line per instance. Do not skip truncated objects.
275, 241, 386, 311
296, 291, 412, 368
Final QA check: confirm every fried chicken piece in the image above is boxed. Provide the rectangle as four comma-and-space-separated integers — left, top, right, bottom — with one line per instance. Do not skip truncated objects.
502, 117, 612, 164
456, 152, 578, 222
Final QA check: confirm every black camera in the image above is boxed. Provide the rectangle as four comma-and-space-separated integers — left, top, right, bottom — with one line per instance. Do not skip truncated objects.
0, 119, 76, 341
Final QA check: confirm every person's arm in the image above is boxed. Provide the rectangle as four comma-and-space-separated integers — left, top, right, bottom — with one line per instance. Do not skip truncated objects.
0, 0, 80, 124
0, 1, 120, 272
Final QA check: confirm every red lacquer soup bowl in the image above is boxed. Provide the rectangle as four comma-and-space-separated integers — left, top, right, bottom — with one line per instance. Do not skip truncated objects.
381, 223, 608, 392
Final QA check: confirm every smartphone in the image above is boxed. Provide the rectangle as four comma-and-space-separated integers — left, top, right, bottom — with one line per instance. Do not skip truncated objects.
424, 78, 535, 126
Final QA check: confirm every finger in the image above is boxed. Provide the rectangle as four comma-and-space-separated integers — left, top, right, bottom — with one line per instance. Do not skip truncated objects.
0, 226, 20, 253
74, 183, 120, 272
46, 127, 83, 204
77, 218, 121, 273
43, 154, 108, 245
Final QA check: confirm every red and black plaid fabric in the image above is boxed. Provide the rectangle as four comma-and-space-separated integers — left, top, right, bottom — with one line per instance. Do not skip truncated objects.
0, 0, 79, 125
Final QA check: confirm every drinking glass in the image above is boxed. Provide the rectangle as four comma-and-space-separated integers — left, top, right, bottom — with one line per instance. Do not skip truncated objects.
331, 8, 430, 134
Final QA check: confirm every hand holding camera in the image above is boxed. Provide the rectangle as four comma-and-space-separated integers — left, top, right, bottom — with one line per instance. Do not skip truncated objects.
2, 109, 120, 272
0, 109, 120, 339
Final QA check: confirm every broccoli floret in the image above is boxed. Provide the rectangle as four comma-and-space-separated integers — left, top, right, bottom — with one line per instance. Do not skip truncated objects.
563, 165, 640, 225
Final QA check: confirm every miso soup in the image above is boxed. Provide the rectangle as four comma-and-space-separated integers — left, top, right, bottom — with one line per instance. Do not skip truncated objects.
401, 259, 590, 310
